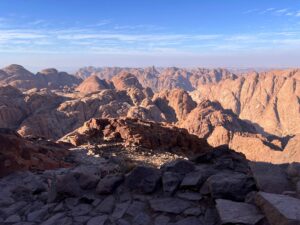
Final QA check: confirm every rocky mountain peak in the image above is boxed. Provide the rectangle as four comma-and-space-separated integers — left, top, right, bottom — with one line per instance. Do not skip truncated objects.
111, 71, 143, 90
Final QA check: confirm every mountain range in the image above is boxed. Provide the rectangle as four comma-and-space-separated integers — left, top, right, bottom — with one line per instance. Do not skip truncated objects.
0, 64, 299, 164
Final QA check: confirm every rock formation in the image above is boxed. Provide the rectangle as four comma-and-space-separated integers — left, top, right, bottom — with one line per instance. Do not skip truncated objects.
75, 75, 114, 94
0, 128, 71, 177
60, 117, 211, 155
191, 69, 300, 137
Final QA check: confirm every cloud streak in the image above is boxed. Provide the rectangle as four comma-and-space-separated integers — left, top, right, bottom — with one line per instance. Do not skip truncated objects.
1, 16, 300, 56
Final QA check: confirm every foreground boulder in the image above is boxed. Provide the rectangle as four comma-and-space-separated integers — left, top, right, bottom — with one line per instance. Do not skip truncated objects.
125, 166, 161, 193
250, 162, 293, 194
255, 192, 300, 225
201, 171, 256, 201
216, 199, 264, 225
0, 147, 264, 225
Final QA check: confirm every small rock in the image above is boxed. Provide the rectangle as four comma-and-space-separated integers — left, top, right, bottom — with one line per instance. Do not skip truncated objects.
70, 203, 92, 216
111, 202, 130, 220
126, 201, 147, 217
282, 191, 298, 198
65, 197, 79, 209
40, 212, 66, 225
132, 212, 151, 225
52, 202, 64, 212
55, 217, 73, 225
287, 163, 300, 178
180, 171, 204, 189
94, 195, 115, 214
126, 166, 161, 193
117, 218, 131, 225
119, 191, 132, 202
0, 193, 14, 207
27, 207, 49, 222
4, 214, 21, 223
161, 159, 195, 175
149, 197, 192, 214
204, 208, 219, 225
1, 201, 27, 217
176, 192, 202, 201
162, 172, 182, 195
73, 216, 90, 223
48, 173, 81, 202
154, 215, 170, 225
216, 199, 264, 225
96, 175, 124, 194
171, 217, 203, 225
78, 173, 100, 190
87, 215, 108, 225
183, 207, 203, 216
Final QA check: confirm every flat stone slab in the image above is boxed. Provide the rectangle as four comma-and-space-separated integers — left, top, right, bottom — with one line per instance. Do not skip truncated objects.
149, 198, 192, 214
216, 199, 264, 225
256, 192, 300, 225
250, 162, 293, 194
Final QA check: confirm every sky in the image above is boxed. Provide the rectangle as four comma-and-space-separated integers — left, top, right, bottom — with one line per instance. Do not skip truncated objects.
1, 0, 300, 71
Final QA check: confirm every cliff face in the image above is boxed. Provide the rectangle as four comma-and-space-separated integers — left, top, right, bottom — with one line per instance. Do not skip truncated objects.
191, 70, 300, 137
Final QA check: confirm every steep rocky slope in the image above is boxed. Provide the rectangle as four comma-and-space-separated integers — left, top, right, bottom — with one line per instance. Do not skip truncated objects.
191, 69, 300, 137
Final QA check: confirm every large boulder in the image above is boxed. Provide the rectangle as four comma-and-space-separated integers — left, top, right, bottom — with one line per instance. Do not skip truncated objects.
125, 166, 161, 193
216, 199, 264, 225
255, 192, 300, 225
201, 171, 256, 201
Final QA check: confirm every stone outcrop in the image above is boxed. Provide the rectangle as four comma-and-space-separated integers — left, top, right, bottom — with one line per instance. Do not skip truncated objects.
60, 117, 212, 155
179, 100, 256, 142
0, 128, 71, 177
153, 89, 196, 122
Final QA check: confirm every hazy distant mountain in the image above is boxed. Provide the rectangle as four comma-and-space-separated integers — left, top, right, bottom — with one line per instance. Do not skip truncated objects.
0, 64, 81, 90
75, 66, 237, 92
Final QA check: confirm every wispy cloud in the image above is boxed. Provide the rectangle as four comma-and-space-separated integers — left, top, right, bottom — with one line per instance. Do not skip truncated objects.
247, 7, 300, 18
1, 16, 300, 55
274, 8, 288, 14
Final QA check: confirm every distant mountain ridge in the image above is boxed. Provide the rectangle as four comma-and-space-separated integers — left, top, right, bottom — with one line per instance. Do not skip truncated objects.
0, 64, 81, 90
76, 66, 237, 92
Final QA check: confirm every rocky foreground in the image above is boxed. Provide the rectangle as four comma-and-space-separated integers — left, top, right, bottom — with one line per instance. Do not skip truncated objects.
1, 146, 300, 225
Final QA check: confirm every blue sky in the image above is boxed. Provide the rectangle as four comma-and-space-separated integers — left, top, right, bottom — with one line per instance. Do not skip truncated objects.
1, 0, 300, 70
